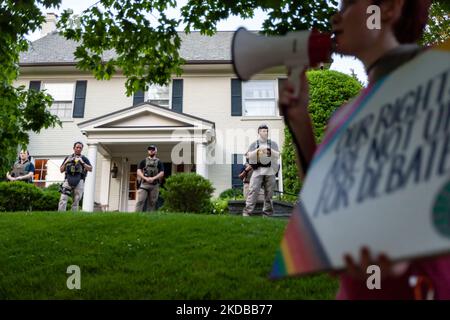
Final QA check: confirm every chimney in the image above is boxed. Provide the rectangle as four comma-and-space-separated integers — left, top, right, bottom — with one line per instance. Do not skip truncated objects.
41, 13, 58, 37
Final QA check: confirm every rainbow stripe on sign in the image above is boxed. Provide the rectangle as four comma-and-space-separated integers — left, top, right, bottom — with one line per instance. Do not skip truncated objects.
271, 201, 330, 278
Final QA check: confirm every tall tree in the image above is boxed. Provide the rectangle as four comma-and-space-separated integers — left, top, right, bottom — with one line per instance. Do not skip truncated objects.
58, 0, 338, 96
0, 1, 61, 178
421, 0, 450, 46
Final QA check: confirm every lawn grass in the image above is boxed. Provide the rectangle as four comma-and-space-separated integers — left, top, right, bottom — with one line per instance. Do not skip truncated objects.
0, 212, 338, 299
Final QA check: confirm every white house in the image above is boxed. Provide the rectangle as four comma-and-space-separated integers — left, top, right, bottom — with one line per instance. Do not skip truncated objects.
17, 13, 287, 212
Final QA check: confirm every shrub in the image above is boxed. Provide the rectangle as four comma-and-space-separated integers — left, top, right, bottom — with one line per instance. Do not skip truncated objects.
160, 173, 215, 213
34, 190, 64, 211
279, 194, 299, 204
219, 188, 243, 199
0, 181, 42, 211
44, 183, 62, 193
0, 181, 73, 211
282, 70, 362, 195
209, 198, 229, 215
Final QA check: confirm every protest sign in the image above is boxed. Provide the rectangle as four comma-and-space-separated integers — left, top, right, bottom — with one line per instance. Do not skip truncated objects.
272, 40, 450, 278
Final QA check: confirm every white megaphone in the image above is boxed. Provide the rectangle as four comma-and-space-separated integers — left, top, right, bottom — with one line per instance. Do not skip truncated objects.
232, 27, 332, 96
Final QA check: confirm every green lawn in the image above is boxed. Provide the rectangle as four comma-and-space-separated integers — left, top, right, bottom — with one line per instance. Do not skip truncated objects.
0, 212, 338, 299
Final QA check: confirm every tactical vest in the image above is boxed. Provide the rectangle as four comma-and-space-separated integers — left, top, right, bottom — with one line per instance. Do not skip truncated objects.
11, 161, 32, 182
65, 156, 86, 187
144, 157, 160, 178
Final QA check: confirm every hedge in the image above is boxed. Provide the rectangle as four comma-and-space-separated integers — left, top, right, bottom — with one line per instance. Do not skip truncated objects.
0, 181, 70, 211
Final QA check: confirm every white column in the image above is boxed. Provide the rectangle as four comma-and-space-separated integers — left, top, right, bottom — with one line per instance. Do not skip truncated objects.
99, 157, 111, 209
82, 143, 98, 212
120, 157, 129, 212
195, 142, 208, 178
278, 155, 284, 193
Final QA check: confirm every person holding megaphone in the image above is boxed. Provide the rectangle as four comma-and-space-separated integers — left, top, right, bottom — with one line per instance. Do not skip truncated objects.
276, 0, 450, 300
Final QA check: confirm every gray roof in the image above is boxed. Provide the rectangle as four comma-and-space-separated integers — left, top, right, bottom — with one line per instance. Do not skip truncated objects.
19, 31, 234, 65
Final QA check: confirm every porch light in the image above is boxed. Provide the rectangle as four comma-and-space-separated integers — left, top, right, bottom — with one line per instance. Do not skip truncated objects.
110, 163, 118, 178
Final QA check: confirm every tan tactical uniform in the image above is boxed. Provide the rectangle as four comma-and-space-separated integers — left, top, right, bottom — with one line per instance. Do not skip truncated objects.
243, 139, 279, 216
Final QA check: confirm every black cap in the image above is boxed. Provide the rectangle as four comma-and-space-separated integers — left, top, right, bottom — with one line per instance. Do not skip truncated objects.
148, 145, 157, 151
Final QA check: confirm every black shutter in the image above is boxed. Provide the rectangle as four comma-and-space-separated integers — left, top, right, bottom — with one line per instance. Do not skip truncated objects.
231, 154, 244, 189
133, 89, 145, 105
29, 81, 41, 92
278, 78, 287, 99
172, 79, 183, 112
231, 79, 242, 116
72, 80, 87, 118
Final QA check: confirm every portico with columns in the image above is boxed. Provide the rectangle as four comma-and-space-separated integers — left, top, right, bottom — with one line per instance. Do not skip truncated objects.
78, 102, 215, 212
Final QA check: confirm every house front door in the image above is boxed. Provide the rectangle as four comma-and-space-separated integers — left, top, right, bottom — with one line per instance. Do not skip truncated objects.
127, 164, 138, 212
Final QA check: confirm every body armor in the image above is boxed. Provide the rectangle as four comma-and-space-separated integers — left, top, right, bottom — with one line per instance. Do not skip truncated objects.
137, 157, 161, 189
144, 157, 160, 178
65, 156, 85, 187
10, 161, 32, 182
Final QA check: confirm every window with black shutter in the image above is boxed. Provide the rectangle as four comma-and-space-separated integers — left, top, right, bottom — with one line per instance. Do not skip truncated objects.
133, 89, 145, 105
231, 79, 242, 116
29, 81, 41, 92
172, 79, 183, 112
72, 80, 87, 118
231, 154, 244, 189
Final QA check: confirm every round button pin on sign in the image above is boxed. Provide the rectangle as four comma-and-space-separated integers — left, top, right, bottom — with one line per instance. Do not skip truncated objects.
432, 180, 450, 239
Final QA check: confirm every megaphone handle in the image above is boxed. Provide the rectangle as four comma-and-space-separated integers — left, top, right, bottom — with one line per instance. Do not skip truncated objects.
280, 103, 310, 174
280, 66, 310, 175
289, 66, 303, 98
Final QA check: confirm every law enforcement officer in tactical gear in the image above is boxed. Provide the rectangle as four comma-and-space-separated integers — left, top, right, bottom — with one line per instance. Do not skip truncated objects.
6, 150, 35, 183
135, 145, 164, 212
242, 124, 280, 217
58, 142, 92, 212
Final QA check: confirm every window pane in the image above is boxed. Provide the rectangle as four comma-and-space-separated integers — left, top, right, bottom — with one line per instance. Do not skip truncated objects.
244, 100, 276, 116
148, 85, 169, 100
128, 164, 137, 200
43, 83, 75, 101
149, 99, 170, 107
243, 80, 275, 99
65, 108, 72, 118
33, 159, 48, 186
242, 80, 276, 116
49, 101, 73, 120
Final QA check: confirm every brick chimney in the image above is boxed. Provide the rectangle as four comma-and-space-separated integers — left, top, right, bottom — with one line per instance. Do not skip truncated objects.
41, 13, 58, 37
